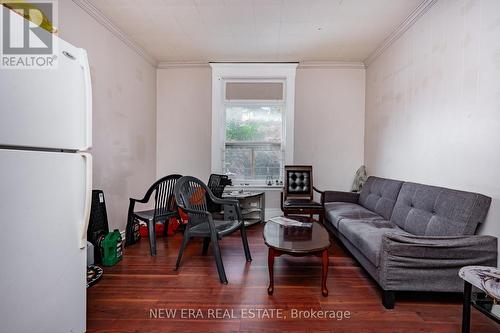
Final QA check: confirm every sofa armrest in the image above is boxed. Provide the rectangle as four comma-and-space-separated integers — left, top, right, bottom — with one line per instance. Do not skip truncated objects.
323, 190, 359, 204
379, 234, 498, 291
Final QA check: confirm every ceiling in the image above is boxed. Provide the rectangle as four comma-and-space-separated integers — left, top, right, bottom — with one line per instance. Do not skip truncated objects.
89, 0, 423, 64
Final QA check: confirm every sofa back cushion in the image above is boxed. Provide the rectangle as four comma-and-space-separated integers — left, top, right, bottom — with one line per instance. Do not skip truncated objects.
359, 177, 404, 220
391, 182, 492, 236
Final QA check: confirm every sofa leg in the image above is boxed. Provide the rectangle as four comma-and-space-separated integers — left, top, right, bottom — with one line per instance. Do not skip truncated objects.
382, 291, 395, 309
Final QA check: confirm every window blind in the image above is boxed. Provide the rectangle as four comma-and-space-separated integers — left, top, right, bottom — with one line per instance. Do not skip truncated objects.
225, 82, 283, 101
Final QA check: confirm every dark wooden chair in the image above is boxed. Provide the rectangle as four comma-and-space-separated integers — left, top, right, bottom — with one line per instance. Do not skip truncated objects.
281, 165, 324, 222
126, 174, 182, 256
174, 176, 251, 284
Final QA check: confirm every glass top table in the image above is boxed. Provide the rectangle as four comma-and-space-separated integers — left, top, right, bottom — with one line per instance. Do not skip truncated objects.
263, 219, 330, 254
263, 218, 331, 296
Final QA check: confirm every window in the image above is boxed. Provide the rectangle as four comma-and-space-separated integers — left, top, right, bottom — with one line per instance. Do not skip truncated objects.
224, 102, 283, 181
211, 64, 297, 186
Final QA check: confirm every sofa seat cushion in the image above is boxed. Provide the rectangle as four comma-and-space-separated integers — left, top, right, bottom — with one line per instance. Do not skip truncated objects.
338, 219, 411, 267
325, 202, 385, 229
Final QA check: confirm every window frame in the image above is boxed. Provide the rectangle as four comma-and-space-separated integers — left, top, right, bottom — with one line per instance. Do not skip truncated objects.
210, 63, 297, 186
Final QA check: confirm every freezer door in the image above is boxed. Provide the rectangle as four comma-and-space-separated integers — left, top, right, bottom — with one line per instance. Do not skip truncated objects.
0, 149, 91, 333
0, 6, 92, 150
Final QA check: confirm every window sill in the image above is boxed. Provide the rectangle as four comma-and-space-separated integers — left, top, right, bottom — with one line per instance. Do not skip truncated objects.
227, 184, 283, 191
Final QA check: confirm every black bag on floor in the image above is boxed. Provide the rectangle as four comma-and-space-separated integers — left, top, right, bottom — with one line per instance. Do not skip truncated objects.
87, 190, 110, 264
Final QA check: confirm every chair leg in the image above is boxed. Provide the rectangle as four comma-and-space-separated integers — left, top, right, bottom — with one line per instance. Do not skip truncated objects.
462, 281, 472, 333
240, 226, 252, 262
175, 233, 190, 270
147, 219, 156, 256
211, 234, 228, 284
202, 237, 210, 255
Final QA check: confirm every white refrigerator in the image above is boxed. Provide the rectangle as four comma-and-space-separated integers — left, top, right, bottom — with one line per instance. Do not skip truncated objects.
0, 7, 92, 333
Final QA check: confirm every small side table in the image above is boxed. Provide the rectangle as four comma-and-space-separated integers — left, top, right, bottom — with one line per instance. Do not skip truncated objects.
222, 191, 265, 227
459, 266, 500, 333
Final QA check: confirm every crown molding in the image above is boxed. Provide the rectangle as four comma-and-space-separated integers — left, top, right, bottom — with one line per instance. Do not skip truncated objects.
72, 0, 157, 67
158, 61, 365, 70
157, 61, 210, 69
364, 0, 437, 66
298, 61, 365, 70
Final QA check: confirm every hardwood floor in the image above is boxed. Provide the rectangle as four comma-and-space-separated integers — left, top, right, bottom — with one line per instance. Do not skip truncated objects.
87, 223, 498, 332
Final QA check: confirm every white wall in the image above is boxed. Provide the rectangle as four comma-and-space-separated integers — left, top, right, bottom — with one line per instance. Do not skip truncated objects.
59, 0, 157, 231
156, 67, 212, 180
295, 67, 366, 192
156, 66, 366, 212
365, 0, 500, 259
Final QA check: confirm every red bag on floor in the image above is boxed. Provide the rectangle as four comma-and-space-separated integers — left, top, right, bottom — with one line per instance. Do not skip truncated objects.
155, 223, 164, 235
167, 207, 189, 235
167, 217, 179, 235
178, 208, 189, 224
139, 224, 148, 237
138, 223, 164, 237
138, 205, 188, 238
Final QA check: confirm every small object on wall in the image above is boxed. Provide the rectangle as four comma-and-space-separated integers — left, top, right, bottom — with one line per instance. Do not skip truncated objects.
101, 229, 123, 267
351, 165, 367, 192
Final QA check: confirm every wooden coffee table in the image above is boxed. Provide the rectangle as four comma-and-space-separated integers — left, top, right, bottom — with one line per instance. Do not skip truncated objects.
263, 218, 331, 296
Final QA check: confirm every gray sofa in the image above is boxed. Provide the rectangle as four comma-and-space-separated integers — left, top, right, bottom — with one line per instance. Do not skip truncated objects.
323, 176, 497, 309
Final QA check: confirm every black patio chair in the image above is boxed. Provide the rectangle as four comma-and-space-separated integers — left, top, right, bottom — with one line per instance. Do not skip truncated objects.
173, 176, 251, 284
126, 174, 182, 256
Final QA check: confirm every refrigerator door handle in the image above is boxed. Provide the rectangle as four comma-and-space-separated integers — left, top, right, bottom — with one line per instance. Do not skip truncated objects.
79, 152, 92, 249
80, 49, 92, 149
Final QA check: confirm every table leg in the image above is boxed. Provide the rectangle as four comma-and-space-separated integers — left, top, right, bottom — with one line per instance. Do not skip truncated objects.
260, 193, 265, 223
462, 281, 471, 333
321, 249, 329, 297
267, 248, 275, 295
